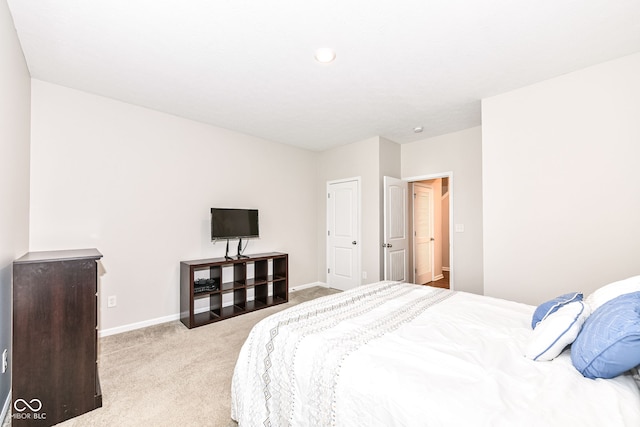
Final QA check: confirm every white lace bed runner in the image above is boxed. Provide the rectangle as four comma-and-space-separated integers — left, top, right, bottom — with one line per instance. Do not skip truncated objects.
231, 281, 453, 426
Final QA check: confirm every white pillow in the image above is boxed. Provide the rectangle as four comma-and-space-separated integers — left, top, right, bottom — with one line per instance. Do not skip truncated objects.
525, 301, 590, 361
585, 275, 640, 313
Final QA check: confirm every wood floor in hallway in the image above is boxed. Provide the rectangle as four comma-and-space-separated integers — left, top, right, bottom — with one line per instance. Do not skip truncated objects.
422, 270, 449, 289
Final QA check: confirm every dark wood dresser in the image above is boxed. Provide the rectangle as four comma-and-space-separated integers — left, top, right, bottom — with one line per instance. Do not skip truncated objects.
12, 249, 103, 426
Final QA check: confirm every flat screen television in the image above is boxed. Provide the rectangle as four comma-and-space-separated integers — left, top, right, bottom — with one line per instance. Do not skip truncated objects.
210, 208, 259, 240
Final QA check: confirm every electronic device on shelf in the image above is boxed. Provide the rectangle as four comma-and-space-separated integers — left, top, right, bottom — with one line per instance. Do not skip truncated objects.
194, 278, 219, 293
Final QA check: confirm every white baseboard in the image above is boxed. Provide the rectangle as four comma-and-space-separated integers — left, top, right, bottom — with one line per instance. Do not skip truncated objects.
433, 274, 444, 281
1, 391, 11, 424
99, 313, 180, 337
442, 267, 450, 272
290, 281, 327, 292
99, 282, 328, 337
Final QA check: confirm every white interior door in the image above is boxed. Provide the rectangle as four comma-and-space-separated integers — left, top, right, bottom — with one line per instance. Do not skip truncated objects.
327, 179, 360, 291
414, 183, 434, 284
383, 176, 408, 282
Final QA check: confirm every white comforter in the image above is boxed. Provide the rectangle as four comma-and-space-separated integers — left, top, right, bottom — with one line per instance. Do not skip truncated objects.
231, 281, 640, 426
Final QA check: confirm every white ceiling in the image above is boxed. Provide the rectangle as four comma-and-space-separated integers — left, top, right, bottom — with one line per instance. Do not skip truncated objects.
7, 0, 640, 151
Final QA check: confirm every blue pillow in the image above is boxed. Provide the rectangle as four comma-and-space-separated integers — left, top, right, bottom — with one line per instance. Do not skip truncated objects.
525, 301, 589, 361
571, 291, 640, 379
531, 292, 583, 329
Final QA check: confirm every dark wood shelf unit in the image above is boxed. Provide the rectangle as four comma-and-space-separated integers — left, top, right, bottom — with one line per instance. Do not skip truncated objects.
12, 248, 103, 426
180, 252, 288, 328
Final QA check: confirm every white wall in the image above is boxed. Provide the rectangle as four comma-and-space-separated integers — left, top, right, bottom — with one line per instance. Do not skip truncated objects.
317, 137, 381, 284
482, 52, 640, 305
401, 127, 483, 295
378, 137, 402, 278
29, 80, 319, 332
317, 136, 400, 285
0, 0, 30, 412
442, 192, 450, 268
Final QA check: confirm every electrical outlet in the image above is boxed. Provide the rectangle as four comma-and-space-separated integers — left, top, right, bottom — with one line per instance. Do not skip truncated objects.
362, 271, 367, 279
107, 295, 117, 308
2, 349, 7, 373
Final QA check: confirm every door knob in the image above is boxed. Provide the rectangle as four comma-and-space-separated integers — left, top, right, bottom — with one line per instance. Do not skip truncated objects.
430, 237, 435, 241
382, 243, 393, 248
352, 241, 357, 245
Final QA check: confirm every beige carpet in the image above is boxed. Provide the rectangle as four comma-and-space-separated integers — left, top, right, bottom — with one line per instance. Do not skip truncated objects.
4, 286, 339, 427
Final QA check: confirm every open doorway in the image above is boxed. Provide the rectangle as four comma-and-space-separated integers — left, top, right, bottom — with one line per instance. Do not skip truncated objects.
382, 173, 453, 289
408, 174, 452, 289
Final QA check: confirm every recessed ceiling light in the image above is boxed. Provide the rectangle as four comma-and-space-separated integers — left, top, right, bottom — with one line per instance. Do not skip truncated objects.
314, 48, 336, 64
414, 126, 424, 133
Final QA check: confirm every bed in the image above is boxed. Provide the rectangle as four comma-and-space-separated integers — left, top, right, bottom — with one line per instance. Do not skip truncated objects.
231, 281, 640, 426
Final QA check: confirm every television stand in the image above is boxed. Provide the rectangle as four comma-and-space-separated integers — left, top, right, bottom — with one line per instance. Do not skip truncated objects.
236, 238, 249, 259
223, 239, 233, 260
180, 252, 289, 328
223, 238, 250, 260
